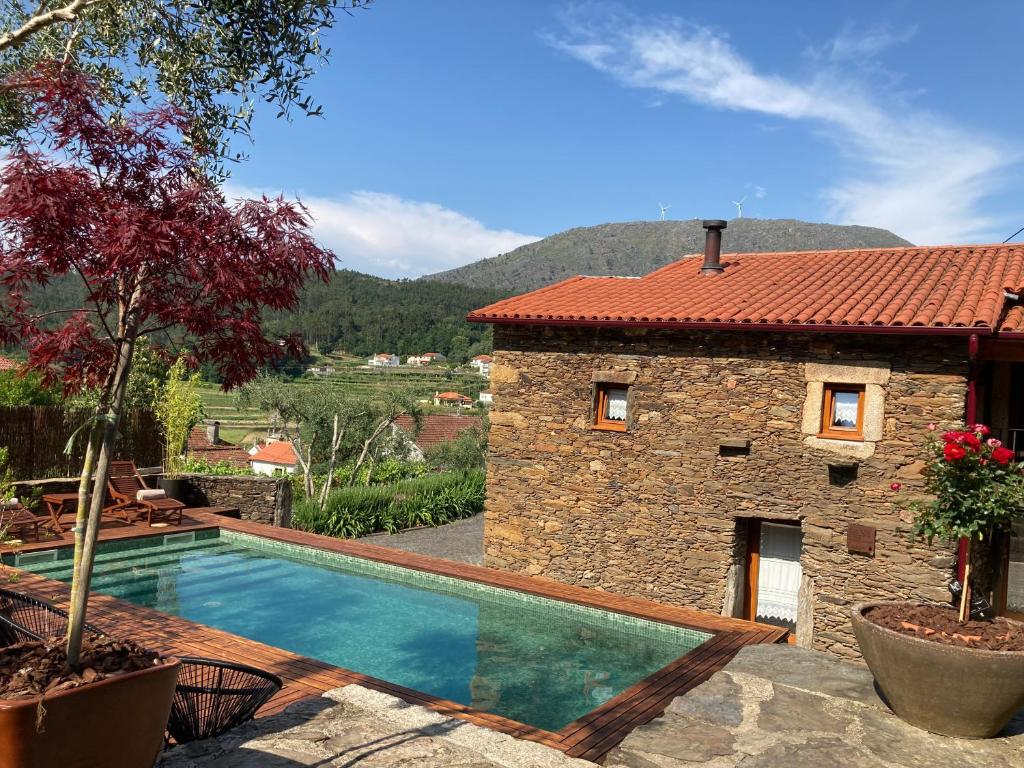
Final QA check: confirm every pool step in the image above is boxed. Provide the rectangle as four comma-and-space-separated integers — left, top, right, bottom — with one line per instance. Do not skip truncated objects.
24, 536, 228, 579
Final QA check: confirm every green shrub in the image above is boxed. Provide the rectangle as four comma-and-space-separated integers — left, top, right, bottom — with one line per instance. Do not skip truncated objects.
179, 457, 253, 476
293, 469, 485, 538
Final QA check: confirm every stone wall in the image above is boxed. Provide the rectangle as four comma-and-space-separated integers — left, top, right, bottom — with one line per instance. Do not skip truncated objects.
182, 474, 292, 528
484, 325, 969, 657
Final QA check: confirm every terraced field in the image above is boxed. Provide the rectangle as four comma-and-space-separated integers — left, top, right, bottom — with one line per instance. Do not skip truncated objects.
199, 360, 488, 446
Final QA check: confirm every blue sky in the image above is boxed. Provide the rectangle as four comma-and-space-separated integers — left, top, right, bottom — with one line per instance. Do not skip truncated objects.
229, 1, 1024, 279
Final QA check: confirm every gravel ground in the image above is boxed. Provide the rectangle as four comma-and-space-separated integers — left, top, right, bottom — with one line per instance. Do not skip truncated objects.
358, 513, 484, 565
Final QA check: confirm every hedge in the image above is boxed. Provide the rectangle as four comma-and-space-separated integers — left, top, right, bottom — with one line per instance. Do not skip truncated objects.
292, 469, 485, 539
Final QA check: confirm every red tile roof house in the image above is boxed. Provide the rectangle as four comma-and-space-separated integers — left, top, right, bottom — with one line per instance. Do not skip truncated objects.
395, 413, 483, 460
433, 391, 475, 408
468, 220, 1024, 657
187, 422, 252, 469
249, 440, 299, 476
0, 355, 21, 371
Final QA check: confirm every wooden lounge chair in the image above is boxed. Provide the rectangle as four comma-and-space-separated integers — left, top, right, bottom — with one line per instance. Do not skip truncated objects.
0, 499, 43, 542
105, 461, 185, 527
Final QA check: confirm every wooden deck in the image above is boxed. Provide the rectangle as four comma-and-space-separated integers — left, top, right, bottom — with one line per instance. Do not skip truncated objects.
4, 514, 787, 763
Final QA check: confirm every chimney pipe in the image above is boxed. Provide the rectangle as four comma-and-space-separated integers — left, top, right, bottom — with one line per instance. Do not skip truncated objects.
206, 420, 220, 445
701, 219, 727, 275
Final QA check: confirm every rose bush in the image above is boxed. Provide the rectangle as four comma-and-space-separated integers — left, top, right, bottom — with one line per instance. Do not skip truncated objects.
909, 424, 1024, 543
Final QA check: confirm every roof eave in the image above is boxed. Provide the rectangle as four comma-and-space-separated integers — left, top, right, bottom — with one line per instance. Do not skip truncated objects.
467, 315, 993, 337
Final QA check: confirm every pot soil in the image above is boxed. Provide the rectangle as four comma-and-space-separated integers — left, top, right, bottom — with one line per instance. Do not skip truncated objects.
0, 637, 179, 768
852, 601, 1024, 738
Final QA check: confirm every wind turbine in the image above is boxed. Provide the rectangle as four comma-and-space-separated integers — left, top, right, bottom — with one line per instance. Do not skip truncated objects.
658, 202, 670, 221
731, 196, 746, 218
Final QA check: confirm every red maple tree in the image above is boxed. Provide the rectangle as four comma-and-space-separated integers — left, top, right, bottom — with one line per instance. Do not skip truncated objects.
0, 65, 333, 664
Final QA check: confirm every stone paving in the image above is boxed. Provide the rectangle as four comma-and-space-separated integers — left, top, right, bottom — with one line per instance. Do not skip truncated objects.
605, 644, 1024, 768
157, 684, 592, 768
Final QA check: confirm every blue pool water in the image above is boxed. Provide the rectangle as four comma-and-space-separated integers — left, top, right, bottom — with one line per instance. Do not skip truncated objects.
12, 530, 710, 730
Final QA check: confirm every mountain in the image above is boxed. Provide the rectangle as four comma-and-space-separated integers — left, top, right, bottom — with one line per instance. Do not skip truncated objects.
425, 218, 913, 293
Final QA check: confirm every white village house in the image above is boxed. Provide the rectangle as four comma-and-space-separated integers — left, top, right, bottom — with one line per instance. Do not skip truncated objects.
249, 440, 299, 476
367, 353, 400, 368
469, 354, 491, 377
407, 352, 447, 366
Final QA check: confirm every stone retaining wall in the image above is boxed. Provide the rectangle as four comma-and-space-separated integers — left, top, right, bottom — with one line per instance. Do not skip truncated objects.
484, 325, 968, 657
14, 471, 292, 528
182, 474, 292, 528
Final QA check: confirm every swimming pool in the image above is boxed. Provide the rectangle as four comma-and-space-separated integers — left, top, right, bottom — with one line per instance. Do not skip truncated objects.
11, 529, 710, 731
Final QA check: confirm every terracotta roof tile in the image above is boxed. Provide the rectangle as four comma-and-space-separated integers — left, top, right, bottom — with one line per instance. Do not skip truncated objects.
468, 245, 1024, 334
250, 441, 297, 466
186, 426, 251, 468
395, 413, 482, 450
0, 356, 20, 372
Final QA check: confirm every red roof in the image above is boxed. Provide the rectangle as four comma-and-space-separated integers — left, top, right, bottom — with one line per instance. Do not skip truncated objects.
395, 413, 483, 450
436, 391, 472, 401
468, 244, 1024, 336
472, 354, 492, 362
187, 426, 251, 469
0, 356, 20, 372
250, 440, 298, 466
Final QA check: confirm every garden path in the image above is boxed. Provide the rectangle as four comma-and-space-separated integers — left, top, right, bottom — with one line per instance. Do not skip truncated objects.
359, 512, 484, 564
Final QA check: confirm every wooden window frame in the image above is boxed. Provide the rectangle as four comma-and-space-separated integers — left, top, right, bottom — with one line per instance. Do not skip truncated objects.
818, 383, 866, 441
593, 383, 628, 432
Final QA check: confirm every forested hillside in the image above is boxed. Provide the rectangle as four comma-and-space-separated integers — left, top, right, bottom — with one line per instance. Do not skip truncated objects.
8, 270, 505, 362
426, 218, 912, 292
262, 270, 508, 358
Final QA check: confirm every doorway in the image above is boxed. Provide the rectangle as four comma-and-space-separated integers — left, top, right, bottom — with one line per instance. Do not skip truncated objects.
998, 520, 1024, 621
744, 520, 803, 634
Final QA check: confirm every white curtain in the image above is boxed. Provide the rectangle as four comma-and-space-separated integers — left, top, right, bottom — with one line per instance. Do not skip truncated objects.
756, 523, 802, 623
606, 389, 627, 420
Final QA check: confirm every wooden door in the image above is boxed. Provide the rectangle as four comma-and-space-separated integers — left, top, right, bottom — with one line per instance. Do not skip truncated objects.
744, 520, 802, 634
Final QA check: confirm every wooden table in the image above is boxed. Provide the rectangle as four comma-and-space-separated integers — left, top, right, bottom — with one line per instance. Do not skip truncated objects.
42, 492, 80, 534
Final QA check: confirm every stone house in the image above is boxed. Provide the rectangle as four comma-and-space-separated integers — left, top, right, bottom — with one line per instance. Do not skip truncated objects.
468, 221, 1024, 657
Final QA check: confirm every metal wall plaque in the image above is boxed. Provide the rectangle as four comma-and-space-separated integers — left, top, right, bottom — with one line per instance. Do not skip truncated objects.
847, 523, 876, 557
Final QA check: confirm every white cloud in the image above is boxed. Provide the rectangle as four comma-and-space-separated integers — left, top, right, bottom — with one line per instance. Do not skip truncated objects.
548, 8, 1011, 244
814, 22, 918, 62
225, 187, 539, 278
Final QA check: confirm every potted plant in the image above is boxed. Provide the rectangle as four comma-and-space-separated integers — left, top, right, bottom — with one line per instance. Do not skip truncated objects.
156, 357, 204, 504
851, 423, 1024, 738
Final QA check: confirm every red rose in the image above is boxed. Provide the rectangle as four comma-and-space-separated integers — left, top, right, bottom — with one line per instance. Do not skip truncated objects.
962, 434, 981, 451
944, 443, 966, 461
992, 447, 1014, 465
974, 424, 991, 436
941, 431, 960, 443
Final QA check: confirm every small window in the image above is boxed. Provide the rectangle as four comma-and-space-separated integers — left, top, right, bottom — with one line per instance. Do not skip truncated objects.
594, 384, 629, 432
819, 384, 865, 440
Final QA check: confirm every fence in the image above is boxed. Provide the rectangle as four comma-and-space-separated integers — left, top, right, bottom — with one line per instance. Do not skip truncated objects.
0, 406, 161, 480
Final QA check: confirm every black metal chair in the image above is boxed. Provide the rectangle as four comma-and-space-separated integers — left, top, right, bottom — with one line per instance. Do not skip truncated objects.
166, 657, 283, 743
0, 588, 104, 646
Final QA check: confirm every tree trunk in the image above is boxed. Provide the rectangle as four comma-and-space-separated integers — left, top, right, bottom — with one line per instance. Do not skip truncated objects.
317, 414, 343, 511
65, 334, 135, 666
66, 424, 101, 621
347, 419, 392, 487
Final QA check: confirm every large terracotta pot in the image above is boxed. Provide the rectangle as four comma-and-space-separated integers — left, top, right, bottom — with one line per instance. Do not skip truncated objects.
0, 658, 180, 768
851, 602, 1024, 738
